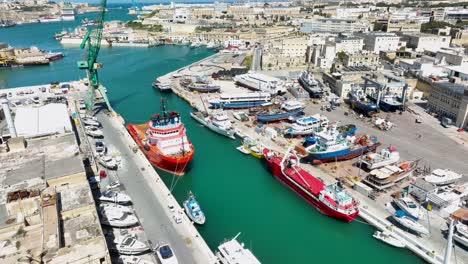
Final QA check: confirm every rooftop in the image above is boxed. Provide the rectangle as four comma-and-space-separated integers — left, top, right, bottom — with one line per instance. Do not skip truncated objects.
434, 82, 468, 94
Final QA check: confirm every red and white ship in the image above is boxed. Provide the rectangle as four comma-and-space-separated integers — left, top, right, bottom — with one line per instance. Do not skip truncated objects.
126, 102, 194, 175
263, 147, 359, 222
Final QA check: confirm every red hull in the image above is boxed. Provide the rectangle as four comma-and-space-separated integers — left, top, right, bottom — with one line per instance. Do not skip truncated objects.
263, 149, 358, 222
126, 123, 194, 175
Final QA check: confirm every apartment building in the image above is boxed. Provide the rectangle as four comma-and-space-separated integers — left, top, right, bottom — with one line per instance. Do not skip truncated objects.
300, 18, 371, 34
334, 35, 364, 54
343, 51, 380, 67
427, 82, 468, 128
361, 32, 400, 54
404, 33, 451, 52
386, 19, 421, 34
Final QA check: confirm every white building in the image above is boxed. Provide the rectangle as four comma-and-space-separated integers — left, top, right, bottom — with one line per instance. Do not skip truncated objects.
361, 32, 400, 54
300, 18, 371, 34
404, 33, 451, 53
334, 35, 364, 54
436, 48, 468, 66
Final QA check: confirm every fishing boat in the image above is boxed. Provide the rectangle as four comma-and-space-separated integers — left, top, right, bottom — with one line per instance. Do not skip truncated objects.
190, 110, 235, 139
183, 191, 206, 225
114, 235, 150, 255
100, 208, 139, 227
152, 79, 172, 92
363, 161, 418, 191
348, 88, 378, 116
263, 147, 359, 222
242, 137, 263, 158
284, 114, 329, 136
393, 211, 429, 235
359, 146, 400, 170
424, 168, 462, 186
255, 101, 304, 123
188, 83, 221, 93
337, 124, 357, 137
99, 190, 132, 204
394, 197, 421, 220
126, 101, 194, 175
373, 231, 406, 248
368, 92, 403, 112
208, 92, 271, 109
297, 71, 323, 98
303, 125, 380, 163
45, 52, 64, 61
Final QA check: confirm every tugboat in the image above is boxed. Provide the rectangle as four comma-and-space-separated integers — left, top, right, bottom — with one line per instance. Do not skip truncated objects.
263, 147, 359, 222
183, 191, 206, 225
126, 100, 194, 175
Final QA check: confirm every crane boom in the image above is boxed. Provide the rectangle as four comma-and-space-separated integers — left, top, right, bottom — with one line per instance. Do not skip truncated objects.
77, 0, 113, 113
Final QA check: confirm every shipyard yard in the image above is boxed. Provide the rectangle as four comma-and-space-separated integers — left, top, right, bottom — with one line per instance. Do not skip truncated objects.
2, 2, 468, 264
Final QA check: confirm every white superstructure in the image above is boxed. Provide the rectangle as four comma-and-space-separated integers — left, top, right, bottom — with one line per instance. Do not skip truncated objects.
216, 233, 261, 264
424, 168, 463, 186
234, 72, 286, 95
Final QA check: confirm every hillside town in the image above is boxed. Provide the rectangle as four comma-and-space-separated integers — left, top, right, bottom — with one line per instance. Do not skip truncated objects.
0, 1, 468, 264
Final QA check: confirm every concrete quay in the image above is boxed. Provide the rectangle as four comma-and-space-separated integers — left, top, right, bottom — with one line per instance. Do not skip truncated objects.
153, 52, 468, 264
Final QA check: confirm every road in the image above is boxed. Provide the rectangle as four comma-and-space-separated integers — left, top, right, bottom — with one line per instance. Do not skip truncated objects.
251, 46, 262, 71
94, 112, 216, 264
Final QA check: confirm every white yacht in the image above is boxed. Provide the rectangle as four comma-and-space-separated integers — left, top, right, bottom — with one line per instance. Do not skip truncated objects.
156, 244, 179, 264
216, 233, 261, 264
190, 110, 235, 139
98, 155, 118, 170
85, 126, 103, 137
281, 100, 305, 111
118, 256, 155, 264
99, 190, 132, 204
393, 214, 429, 235
373, 231, 405, 248
100, 208, 139, 227
394, 196, 421, 220
284, 114, 328, 136
152, 79, 172, 92
99, 203, 133, 214
359, 146, 400, 170
424, 168, 463, 186
82, 117, 101, 127
114, 235, 150, 255
454, 222, 468, 247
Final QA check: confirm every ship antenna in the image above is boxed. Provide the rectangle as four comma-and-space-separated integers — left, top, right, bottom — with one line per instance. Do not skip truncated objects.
161, 98, 168, 119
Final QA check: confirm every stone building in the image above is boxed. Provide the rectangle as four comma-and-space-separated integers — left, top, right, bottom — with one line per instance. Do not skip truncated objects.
427, 82, 468, 128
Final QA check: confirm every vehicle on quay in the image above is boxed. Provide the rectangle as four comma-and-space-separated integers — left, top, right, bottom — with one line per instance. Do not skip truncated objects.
359, 146, 400, 170
424, 168, 462, 186
155, 244, 179, 264
183, 191, 206, 225
215, 233, 261, 264
394, 196, 421, 220
373, 231, 406, 248
85, 126, 103, 138
98, 155, 118, 170
100, 208, 139, 227
263, 147, 359, 222
95, 141, 107, 156
392, 211, 429, 235
208, 92, 271, 109
114, 235, 150, 255
99, 190, 132, 204
118, 256, 155, 264
126, 100, 194, 175
190, 110, 235, 139
297, 71, 323, 98
284, 114, 328, 136
302, 125, 380, 163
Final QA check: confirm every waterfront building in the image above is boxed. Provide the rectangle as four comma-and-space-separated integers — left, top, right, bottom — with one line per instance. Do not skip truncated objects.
427, 81, 468, 128
310, 44, 335, 70
300, 18, 372, 34
403, 33, 451, 53
360, 32, 400, 54
343, 51, 379, 67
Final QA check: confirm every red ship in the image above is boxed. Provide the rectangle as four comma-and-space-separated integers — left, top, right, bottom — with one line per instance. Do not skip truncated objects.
126, 102, 194, 175
263, 148, 359, 222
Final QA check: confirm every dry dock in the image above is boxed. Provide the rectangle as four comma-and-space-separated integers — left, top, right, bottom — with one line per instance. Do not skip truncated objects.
156, 52, 468, 264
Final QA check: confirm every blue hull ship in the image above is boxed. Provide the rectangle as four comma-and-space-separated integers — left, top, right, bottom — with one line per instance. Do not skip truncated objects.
348, 89, 378, 116
256, 107, 304, 122
367, 94, 403, 112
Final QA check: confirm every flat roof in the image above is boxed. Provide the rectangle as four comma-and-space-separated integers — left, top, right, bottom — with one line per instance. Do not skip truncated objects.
60, 184, 94, 212
434, 82, 468, 94
445, 65, 468, 76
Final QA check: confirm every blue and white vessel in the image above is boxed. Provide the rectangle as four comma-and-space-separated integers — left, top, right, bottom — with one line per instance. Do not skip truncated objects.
256, 101, 304, 123
183, 191, 206, 225
348, 88, 378, 116
298, 71, 323, 98
209, 92, 271, 109
284, 114, 329, 136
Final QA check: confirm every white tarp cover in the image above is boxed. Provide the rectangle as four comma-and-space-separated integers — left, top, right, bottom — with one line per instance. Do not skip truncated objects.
14, 103, 72, 137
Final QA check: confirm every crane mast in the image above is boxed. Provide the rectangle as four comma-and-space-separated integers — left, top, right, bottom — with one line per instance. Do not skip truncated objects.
77, 0, 113, 113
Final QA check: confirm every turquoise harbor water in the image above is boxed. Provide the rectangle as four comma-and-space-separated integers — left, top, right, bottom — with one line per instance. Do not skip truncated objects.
0, 9, 425, 264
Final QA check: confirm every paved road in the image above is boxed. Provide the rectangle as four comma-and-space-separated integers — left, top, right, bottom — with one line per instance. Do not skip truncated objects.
304, 101, 468, 174
95, 112, 213, 264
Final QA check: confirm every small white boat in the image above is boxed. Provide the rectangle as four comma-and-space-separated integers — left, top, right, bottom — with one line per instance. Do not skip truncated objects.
424, 168, 462, 186
82, 117, 101, 127
373, 231, 406, 248
232, 111, 249, 121
393, 215, 429, 235
85, 126, 103, 137
100, 208, 139, 227
118, 256, 155, 264
359, 146, 400, 170
236, 145, 250, 154
99, 190, 132, 204
99, 155, 118, 170
114, 235, 150, 255
156, 244, 179, 264
99, 203, 133, 214
394, 197, 421, 220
